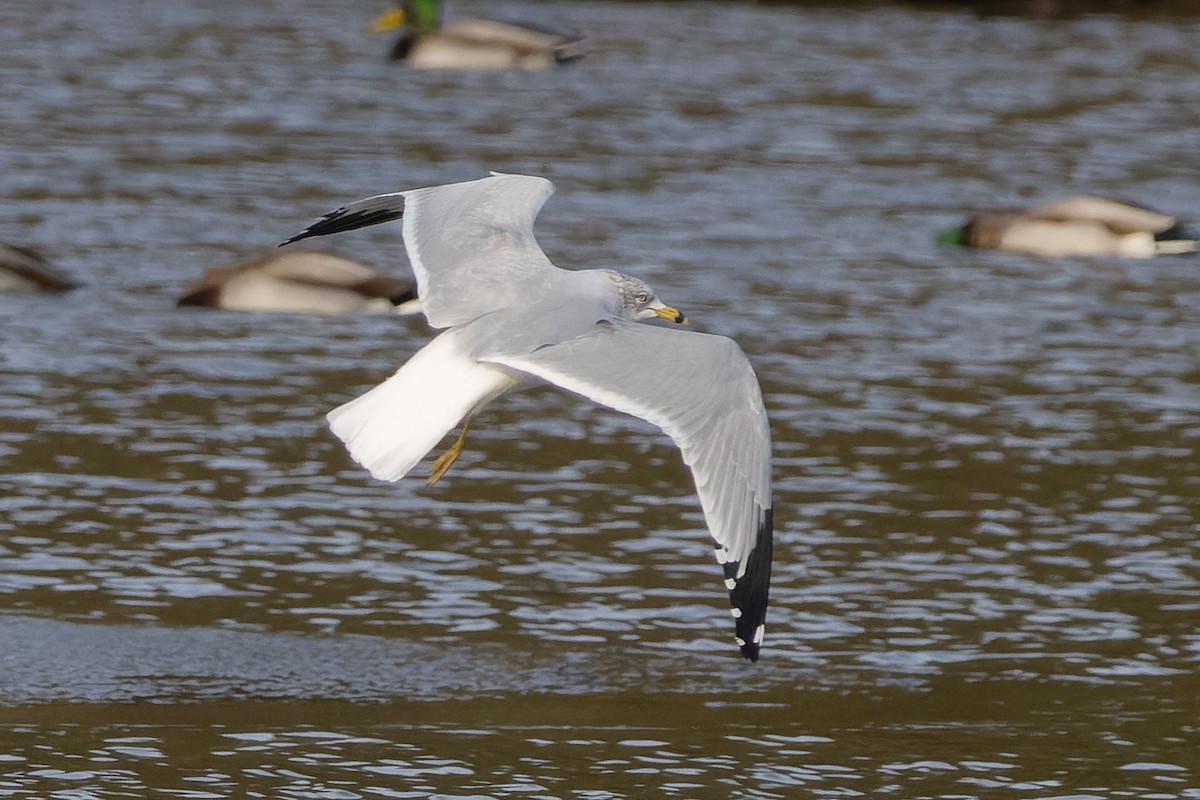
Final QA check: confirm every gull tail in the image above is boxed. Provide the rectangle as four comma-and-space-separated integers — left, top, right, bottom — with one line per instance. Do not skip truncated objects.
326, 332, 515, 482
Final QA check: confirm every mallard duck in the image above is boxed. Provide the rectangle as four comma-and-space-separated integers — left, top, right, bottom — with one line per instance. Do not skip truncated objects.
0, 242, 78, 293
939, 196, 1198, 258
176, 250, 418, 314
370, 0, 585, 70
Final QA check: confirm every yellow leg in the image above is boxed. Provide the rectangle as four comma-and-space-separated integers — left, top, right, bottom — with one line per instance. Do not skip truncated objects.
427, 419, 472, 486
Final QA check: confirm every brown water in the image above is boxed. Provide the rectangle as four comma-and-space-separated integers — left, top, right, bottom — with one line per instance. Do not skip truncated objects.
2, 0, 1199, 797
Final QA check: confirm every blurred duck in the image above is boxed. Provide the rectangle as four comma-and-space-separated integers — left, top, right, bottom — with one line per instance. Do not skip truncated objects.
370, 0, 585, 69
0, 242, 78, 292
939, 196, 1198, 258
177, 250, 418, 315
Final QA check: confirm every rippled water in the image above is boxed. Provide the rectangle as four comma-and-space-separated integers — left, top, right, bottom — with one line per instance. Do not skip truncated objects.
2, 0, 1199, 797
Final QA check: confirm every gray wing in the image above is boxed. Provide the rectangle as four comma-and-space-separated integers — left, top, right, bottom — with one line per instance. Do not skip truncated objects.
401, 174, 560, 328
484, 321, 773, 661
281, 174, 560, 330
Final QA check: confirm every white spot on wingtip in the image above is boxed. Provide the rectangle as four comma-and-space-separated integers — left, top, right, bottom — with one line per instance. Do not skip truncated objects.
723, 578, 736, 590
714, 547, 730, 565
730, 608, 742, 619
735, 637, 746, 647
753, 624, 765, 644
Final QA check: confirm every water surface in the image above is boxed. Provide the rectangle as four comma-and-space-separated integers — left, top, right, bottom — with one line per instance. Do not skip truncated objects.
2, 0, 1198, 797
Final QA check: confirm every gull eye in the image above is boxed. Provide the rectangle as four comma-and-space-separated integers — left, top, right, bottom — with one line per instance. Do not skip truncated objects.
635, 292, 650, 304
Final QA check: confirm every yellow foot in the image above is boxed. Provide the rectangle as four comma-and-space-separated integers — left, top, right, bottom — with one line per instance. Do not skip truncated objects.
427, 420, 472, 486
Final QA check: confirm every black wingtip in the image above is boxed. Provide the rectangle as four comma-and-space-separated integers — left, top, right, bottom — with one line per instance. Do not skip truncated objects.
730, 507, 773, 662
279, 201, 407, 248
279, 222, 325, 247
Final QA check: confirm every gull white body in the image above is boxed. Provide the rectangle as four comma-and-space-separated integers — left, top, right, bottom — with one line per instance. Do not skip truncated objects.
327, 326, 522, 482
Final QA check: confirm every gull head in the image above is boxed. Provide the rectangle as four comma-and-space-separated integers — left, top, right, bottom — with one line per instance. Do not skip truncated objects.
606, 271, 687, 325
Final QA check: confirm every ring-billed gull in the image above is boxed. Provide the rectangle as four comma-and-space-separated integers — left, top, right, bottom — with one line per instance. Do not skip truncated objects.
283, 173, 773, 661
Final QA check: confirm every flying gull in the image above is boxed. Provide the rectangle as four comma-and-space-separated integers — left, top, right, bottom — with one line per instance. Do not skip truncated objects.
283, 173, 773, 660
